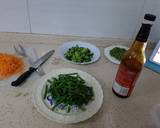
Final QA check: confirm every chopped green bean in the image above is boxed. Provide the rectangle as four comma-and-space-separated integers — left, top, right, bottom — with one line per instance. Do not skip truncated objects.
44, 73, 94, 112
43, 85, 48, 99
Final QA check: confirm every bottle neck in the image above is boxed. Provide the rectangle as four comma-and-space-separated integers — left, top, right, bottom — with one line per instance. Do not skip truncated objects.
131, 23, 152, 52
135, 24, 152, 42
131, 40, 147, 52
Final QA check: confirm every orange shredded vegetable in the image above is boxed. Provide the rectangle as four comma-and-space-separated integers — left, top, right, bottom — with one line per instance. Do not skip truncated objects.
0, 53, 24, 79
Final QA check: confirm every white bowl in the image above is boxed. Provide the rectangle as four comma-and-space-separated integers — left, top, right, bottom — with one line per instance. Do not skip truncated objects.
104, 45, 128, 64
58, 41, 101, 64
33, 68, 103, 124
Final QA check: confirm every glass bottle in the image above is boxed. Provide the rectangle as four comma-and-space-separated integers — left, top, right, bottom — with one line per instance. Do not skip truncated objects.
112, 14, 156, 98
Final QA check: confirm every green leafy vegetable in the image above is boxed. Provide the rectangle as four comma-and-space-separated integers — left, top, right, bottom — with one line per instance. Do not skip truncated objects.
109, 47, 126, 61
64, 45, 94, 63
44, 73, 94, 112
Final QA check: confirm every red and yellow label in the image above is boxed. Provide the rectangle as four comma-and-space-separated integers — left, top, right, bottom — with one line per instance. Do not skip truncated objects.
113, 64, 141, 96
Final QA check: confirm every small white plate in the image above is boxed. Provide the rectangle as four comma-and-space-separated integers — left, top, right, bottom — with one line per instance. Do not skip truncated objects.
58, 41, 101, 64
33, 68, 103, 124
104, 45, 128, 64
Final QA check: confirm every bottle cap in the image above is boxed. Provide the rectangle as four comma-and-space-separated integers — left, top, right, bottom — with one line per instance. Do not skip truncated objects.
144, 14, 156, 21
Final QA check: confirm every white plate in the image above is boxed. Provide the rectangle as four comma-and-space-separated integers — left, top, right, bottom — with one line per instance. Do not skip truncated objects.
58, 41, 101, 64
33, 68, 103, 124
104, 45, 128, 64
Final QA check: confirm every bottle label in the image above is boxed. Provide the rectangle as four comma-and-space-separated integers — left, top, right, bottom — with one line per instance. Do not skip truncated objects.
116, 64, 138, 87
113, 64, 140, 95
112, 81, 129, 96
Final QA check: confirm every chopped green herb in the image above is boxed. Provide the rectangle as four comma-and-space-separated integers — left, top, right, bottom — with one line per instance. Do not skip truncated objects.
64, 45, 94, 63
23, 92, 29, 97
15, 92, 22, 97
109, 47, 126, 61
44, 73, 94, 112
32, 106, 36, 111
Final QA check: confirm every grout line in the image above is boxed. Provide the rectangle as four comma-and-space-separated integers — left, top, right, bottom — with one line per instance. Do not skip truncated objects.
26, 0, 32, 33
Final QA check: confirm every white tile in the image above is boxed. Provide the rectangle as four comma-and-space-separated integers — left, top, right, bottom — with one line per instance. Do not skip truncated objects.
29, 0, 145, 39
0, 0, 30, 33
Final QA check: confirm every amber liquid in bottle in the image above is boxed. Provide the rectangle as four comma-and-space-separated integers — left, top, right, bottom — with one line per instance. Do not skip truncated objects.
112, 14, 156, 98
112, 41, 146, 98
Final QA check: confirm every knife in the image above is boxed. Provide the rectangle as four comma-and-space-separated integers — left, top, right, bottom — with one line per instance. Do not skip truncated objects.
11, 50, 55, 87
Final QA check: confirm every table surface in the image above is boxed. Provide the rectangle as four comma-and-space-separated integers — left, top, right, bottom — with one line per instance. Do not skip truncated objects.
0, 33, 159, 128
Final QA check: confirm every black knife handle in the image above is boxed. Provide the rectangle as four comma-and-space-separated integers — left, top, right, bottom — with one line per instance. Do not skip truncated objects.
11, 67, 36, 87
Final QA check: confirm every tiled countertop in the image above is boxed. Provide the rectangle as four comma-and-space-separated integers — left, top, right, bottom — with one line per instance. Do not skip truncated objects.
0, 33, 159, 128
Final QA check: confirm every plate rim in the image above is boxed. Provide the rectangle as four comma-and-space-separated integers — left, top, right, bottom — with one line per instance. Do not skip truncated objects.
33, 68, 103, 124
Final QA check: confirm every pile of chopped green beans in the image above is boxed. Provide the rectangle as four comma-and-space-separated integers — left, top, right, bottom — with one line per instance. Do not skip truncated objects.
43, 73, 94, 112
109, 47, 126, 61
64, 45, 94, 63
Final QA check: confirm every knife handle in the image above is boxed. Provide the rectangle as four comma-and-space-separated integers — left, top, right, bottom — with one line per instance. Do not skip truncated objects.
11, 67, 36, 87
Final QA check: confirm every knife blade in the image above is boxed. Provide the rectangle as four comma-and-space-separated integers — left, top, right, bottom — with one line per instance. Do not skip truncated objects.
11, 49, 55, 87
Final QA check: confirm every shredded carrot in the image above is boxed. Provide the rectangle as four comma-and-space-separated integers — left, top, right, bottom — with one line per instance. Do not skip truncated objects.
0, 53, 24, 80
